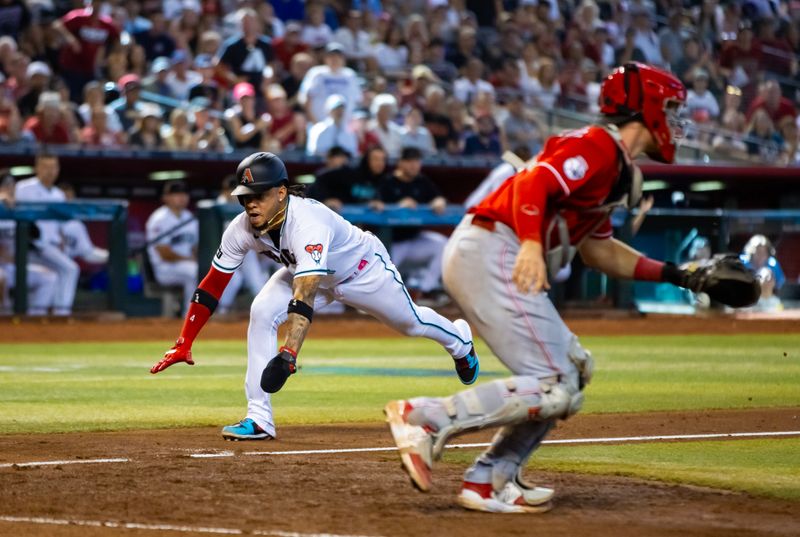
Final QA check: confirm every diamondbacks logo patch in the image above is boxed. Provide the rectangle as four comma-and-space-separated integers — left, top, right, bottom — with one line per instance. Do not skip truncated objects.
242, 167, 254, 184
563, 156, 589, 181
305, 243, 323, 264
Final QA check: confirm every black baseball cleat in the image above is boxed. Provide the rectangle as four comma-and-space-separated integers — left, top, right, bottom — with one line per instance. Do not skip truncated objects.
453, 319, 479, 385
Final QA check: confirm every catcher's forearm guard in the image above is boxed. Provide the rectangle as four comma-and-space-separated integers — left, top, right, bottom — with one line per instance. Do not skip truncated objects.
667, 255, 761, 308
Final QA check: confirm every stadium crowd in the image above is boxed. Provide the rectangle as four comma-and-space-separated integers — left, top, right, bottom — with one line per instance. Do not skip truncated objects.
0, 0, 799, 164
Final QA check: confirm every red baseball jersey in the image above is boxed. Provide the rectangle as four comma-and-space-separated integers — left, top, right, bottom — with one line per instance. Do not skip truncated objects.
471, 125, 625, 247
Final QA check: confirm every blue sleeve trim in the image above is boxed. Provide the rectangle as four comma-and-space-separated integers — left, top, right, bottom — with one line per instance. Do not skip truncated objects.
212, 258, 243, 273
295, 268, 336, 276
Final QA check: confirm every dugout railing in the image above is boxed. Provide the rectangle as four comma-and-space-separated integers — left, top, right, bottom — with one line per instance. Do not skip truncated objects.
0, 201, 128, 315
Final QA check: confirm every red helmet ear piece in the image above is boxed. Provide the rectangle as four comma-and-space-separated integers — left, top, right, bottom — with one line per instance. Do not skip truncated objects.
600, 62, 687, 163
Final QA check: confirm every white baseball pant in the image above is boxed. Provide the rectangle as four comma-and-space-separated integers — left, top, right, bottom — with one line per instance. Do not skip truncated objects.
390, 231, 447, 293
0, 262, 58, 315
244, 236, 473, 437
30, 245, 80, 316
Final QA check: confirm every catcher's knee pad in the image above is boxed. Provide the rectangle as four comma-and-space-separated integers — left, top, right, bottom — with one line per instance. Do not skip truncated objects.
567, 335, 594, 389
427, 376, 577, 457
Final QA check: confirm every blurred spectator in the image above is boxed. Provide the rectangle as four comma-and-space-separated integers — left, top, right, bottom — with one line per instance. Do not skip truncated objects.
187, 54, 221, 106
616, 26, 647, 66
400, 64, 440, 110
745, 108, 784, 161
299, 42, 361, 123
755, 16, 793, 77
17, 62, 51, 118
332, 9, 372, 62
684, 69, 720, 136
15, 153, 78, 316
265, 83, 306, 151
741, 234, 785, 312
272, 21, 308, 72
454, 58, 494, 104
718, 21, 761, 88
422, 38, 457, 84
128, 103, 164, 149
463, 145, 533, 210
630, 7, 665, 67
525, 58, 561, 110
22, 91, 71, 144
423, 84, 458, 154
300, 2, 333, 49
375, 22, 410, 74
52, 0, 120, 103
463, 113, 501, 157
163, 108, 194, 150
0, 173, 56, 316
746, 80, 798, 125
306, 94, 359, 157
0, 84, 21, 143
712, 108, 749, 160
778, 117, 799, 165
447, 26, 479, 70
218, 7, 274, 89
133, 11, 176, 62
111, 74, 146, 133
197, 30, 223, 57
77, 81, 123, 135
79, 104, 125, 147
143, 57, 175, 99
190, 97, 231, 152
0, 0, 30, 42
165, 50, 202, 102
658, 8, 686, 72
226, 81, 272, 150
379, 146, 448, 302
399, 107, 435, 157
169, 1, 203, 53
281, 51, 314, 105
721, 84, 744, 117
501, 91, 545, 155
58, 183, 109, 265
145, 180, 198, 308
367, 93, 402, 158
309, 145, 386, 212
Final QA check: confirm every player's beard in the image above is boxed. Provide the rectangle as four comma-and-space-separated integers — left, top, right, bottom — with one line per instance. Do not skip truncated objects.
255, 201, 287, 235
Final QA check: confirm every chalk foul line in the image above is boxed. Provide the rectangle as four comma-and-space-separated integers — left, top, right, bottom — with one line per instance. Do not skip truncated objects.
0, 515, 383, 537
0, 457, 129, 469
1, 431, 798, 468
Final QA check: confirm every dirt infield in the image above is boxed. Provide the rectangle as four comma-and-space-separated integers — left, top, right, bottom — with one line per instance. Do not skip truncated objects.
2, 313, 800, 343
1, 408, 799, 537
1, 316, 799, 536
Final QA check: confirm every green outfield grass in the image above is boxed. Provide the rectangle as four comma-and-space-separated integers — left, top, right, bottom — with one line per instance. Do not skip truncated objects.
445, 438, 800, 501
1, 333, 799, 501
0, 334, 798, 434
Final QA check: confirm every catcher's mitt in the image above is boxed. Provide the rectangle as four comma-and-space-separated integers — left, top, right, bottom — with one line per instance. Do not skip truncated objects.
679, 254, 761, 308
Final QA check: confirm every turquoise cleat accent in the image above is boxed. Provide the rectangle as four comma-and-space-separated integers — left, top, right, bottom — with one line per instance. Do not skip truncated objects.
221, 418, 272, 441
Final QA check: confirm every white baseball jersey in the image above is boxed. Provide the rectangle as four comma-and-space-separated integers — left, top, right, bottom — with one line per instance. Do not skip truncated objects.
145, 206, 199, 269
0, 220, 14, 261
14, 177, 65, 249
297, 65, 362, 121
212, 196, 373, 287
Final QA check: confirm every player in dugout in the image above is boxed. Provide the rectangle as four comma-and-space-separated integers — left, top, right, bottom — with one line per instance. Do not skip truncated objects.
149, 152, 479, 441
384, 62, 761, 513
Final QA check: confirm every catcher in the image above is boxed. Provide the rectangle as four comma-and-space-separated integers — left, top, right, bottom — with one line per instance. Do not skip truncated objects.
385, 63, 760, 513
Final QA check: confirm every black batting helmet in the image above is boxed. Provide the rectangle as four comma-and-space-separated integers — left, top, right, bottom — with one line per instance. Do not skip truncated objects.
231, 152, 289, 197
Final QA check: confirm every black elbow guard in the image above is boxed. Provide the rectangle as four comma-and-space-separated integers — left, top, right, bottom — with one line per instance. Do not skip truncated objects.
192, 288, 219, 313
287, 298, 313, 323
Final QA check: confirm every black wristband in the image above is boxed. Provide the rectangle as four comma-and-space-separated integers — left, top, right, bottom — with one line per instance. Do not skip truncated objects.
661, 262, 689, 288
192, 288, 218, 313
287, 298, 313, 323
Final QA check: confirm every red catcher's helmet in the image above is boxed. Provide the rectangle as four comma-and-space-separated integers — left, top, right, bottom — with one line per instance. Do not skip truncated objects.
600, 62, 687, 163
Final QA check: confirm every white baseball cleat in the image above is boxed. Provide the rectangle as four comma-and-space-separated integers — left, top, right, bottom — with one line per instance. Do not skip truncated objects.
507, 475, 555, 506
457, 481, 553, 514
384, 400, 434, 492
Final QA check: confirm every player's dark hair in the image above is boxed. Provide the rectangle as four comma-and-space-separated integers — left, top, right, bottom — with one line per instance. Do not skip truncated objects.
35, 149, 58, 163
287, 183, 306, 198
327, 145, 351, 159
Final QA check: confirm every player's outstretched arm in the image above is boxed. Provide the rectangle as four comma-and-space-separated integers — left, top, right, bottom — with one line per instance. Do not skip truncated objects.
150, 266, 233, 374
260, 274, 322, 393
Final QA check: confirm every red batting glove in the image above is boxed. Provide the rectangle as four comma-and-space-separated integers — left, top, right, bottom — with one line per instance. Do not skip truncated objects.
150, 337, 195, 374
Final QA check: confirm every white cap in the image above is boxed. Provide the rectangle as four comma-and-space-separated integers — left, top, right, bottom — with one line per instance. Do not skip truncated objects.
37, 91, 61, 109
369, 93, 398, 117
27, 61, 52, 79
325, 94, 346, 112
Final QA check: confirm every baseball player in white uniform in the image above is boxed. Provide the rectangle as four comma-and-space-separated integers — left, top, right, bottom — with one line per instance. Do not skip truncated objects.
14, 153, 79, 316
150, 152, 479, 441
0, 175, 57, 315
145, 181, 199, 307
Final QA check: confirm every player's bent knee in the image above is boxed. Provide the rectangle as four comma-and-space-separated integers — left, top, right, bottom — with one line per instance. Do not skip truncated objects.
537, 383, 583, 420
